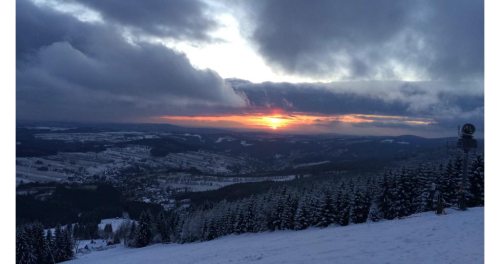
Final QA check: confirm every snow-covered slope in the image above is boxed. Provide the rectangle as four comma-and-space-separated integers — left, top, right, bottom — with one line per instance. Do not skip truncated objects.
69, 207, 484, 264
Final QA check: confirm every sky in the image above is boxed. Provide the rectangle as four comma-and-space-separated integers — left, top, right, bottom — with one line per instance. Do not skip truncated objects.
16, 0, 484, 137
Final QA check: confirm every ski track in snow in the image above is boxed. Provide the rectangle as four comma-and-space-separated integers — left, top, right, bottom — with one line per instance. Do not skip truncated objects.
68, 208, 484, 264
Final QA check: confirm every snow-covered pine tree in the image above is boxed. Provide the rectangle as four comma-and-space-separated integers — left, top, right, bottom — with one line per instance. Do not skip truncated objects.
452, 155, 464, 206
407, 167, 421, 215
53, 224, 66, 262
16, 225, 36, 264
340, 191, 352, 226
350, 188, 369, 224
391, 167, 411, 218
293, 198, 311, 230
281, 194, 298, 230
440, 160, 455, 208
467, 153, 484, 207
234, 205, 246, 234
225, 208, 236, 235
156, 211, 169, 243
267, 186, 286, 231
316, 189, 336, 227
336, 188, 351, 226
63, 225, 74, 261
31, 222, 49, 264
205, 219, 218, 241
334, 183, 345, 225
245, 197, 258, 232
418, 163, 438, 212
363, 189, 372, 218
308, 190, 322, 227
45, 228, 54, 262
376, 171, 395, 220
134, 211, 154, 247
147, 210, 157, 236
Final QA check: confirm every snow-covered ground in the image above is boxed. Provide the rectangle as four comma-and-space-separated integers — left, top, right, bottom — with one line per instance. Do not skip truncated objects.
68, 207, 484, 264
98, 218, 134, 231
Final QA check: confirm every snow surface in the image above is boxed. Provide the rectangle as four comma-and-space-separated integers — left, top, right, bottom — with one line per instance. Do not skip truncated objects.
98, 218, 133, 231
294, 161, 331, 168
68, 207, 484, 264
240, 141, 254, 147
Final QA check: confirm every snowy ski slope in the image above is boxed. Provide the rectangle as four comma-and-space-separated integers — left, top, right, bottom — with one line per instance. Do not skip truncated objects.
69, 207, 484, 264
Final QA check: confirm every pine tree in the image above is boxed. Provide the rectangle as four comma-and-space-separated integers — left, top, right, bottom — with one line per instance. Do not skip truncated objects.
63, 226, 74, 261
31, 222, 50, 264
134, 211, 153, 247
156, 211, 170, 243
308, 192, 322, 227
205, 220, 218, 241
351, 188, 369, 224
245, 198, 258, 232
234, 206, 246, 234
467, 154, 484, 207
293, 199, 311, 230
452, 155, 464, 206
392, 167, 412, 218
440, 160, 455, 207
45, 229, 54, 262
376, 171, 395, 220
316, 190, 336, 227
53, 224, 66, 262
17, 226, 36, 264
281, 195, 298, 230
338, 191, 351, 226
419, 163, 437, 212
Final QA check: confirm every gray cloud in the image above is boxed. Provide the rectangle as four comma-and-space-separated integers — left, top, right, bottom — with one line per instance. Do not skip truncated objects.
69, 0, 218, 41
16, 0, 246, 122
234, 0, 483, 81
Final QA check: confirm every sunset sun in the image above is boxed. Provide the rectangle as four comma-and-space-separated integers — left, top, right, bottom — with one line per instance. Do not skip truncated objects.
263, 117, 286, 130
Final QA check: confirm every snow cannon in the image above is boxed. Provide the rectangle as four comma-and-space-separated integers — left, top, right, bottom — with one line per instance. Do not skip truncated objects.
457, 123, 477, 151
456, 123, 478, 211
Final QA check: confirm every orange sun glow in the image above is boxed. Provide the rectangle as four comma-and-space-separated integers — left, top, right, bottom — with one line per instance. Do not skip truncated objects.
152, 112, 435, 131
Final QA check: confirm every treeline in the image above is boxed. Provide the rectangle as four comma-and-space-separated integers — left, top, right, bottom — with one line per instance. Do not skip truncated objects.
17, 223, 74, 264
16, 219, 120, 263
17, 183, 161, 227
129, 154, 483, 247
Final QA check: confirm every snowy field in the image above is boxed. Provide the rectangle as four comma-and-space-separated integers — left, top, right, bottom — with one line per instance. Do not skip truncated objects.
98, 218, 134, 231
68, 207, 484, 264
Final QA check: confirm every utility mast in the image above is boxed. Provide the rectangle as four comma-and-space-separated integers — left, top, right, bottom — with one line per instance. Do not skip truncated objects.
456, 123, 478, 211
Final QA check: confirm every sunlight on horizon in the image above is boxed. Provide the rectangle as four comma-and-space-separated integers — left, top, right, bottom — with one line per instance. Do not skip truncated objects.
151, 112, 435, 132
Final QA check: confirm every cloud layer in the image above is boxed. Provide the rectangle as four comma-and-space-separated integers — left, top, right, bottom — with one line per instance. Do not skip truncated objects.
69, 0, 218, 41
17, 0, 246, 122
236, 0, 483, 81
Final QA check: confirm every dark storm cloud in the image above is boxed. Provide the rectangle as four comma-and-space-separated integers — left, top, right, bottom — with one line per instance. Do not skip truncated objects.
69, 0, 218, 41
237, 0, 484, 81
16, 0, 246, 122
16, 0, 94, 58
